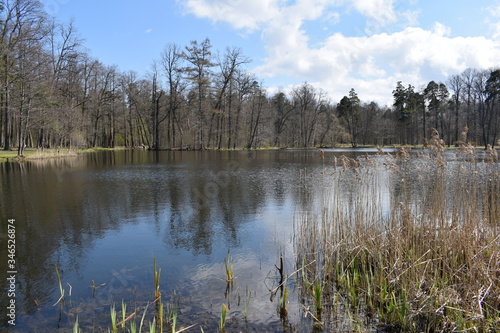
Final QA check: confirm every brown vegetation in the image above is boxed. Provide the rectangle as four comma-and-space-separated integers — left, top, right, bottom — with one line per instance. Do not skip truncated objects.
295, 135, 500, 331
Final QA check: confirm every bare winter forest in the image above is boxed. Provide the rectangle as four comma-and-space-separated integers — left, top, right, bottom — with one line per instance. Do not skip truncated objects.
1, 0, 500, 156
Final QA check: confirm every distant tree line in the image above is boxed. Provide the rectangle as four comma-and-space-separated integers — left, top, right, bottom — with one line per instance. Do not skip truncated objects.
1, 0, 499, 156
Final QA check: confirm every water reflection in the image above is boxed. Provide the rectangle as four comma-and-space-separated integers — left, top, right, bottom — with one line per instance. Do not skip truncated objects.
1, 148, 495, 331
0, 150, 329, 330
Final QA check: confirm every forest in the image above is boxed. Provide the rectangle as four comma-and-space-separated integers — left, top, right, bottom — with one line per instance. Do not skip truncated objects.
1, 0, 500, 156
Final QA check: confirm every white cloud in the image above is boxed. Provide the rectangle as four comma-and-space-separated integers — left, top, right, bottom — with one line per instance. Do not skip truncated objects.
256, 24, 500, 105
325, 11, 341, 24
487, 3, 500, 17
178, 0, 500, 105
178, 0, 280, 31
399, 9, 420, 27
432, 22, 451, 37
491, 23, 500, 40
486, 4, 500, 40
350, 0, 397, 33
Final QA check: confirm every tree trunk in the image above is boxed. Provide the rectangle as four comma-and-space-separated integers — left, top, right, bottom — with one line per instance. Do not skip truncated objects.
3, 54, 10, 151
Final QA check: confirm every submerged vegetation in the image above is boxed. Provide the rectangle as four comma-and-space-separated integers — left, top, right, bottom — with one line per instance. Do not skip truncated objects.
295, 132, 500, 331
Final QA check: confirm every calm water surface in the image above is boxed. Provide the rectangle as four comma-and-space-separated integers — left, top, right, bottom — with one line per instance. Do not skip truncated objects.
1, 148, 485, 332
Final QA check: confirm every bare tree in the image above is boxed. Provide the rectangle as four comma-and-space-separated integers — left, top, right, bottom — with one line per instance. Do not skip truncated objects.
246, 80, 265, 149
48, 19, 82, 87
1, 0, 47, 151
292, 82, 325, 147
210, 46, 250, 149
150, 63, 164, 150
161, 43, 186, 149
121, 71, 139, 147
472, 70, 489, 146
460, 68, 479, 143
231, 70, 253, 148
181, 38, 214, 150
448, 74, 462, 145
14, 25, 49, 155
270, 90, 295, 147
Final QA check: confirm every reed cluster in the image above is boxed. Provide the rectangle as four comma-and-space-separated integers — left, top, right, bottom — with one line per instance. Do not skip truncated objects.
295, 138, 500, 331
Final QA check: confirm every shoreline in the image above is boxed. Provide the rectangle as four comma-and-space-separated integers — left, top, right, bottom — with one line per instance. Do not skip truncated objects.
1, 144, 496, 163
0, 147, 127, 163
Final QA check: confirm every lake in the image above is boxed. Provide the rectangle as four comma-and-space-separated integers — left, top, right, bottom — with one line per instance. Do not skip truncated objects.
0, 148, 496, 332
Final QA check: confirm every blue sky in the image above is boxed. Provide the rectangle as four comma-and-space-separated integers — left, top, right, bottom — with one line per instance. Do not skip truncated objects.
42, 0, 500, 105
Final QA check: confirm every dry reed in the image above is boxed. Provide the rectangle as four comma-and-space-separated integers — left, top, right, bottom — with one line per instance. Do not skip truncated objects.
295, 135, 500, 332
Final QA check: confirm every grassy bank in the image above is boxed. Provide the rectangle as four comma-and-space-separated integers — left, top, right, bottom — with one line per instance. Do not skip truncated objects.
0, 147, 127, 163
295, 137, 500, 331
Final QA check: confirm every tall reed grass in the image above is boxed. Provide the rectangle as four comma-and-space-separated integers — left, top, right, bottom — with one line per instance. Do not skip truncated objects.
295, 134, 500, 332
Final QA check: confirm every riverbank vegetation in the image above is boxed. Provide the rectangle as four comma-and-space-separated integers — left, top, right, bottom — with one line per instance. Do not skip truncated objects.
0, 146, 124, 162
1, 1, 500, 156
295, 134, 500, 331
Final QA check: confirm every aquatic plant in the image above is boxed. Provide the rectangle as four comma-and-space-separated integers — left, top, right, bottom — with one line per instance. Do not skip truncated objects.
224, 250, 234, 283
53, 264, 65, 306
138, 301, 151, 333
243, 287, 251, 321
149, 317, 156, 333
294, 136, 500, 331
153, 258, 163, 332
219, 303, 228, 332
129, 319, 137, 333
158, 301, 164, 333
121, 299, 127, 331
154, 257, 162, 301
73, 316, 80, 333
312, 280, 322, 316
279, 286, 289, 318
110, 303, 117, 333
166, 303, 177, 333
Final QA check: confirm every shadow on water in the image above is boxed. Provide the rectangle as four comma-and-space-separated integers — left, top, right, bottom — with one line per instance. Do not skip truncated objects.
0, 150, 326, 331
0, 148, 496, 331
